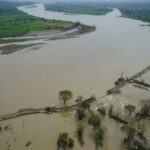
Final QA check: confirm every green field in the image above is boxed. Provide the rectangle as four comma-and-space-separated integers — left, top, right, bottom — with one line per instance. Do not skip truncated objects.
1, 1, 150, 39
0, 9, 73, 38
45, 2, 113, 15
0, 1, 73, 38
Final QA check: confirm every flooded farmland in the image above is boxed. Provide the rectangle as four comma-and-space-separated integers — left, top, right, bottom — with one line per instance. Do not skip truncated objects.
0, 3, 150, 150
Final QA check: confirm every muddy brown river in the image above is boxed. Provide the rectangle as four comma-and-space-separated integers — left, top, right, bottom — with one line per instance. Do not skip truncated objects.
0, 3, 149, 150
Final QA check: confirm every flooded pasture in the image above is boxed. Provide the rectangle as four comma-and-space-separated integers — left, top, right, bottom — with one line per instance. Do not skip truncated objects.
0, 4, 150, 150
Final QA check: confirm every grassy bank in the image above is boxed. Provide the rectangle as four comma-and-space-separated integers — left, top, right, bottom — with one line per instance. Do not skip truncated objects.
0, 1, 73, 38
45, 2, 113, 15
0, 9, 73, 38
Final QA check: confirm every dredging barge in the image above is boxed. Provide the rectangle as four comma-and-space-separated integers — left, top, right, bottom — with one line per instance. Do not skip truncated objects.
0, 65, 150, 122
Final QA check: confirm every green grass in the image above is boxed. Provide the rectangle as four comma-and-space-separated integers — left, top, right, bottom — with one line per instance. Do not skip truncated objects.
0, 9, 73, 38
45, 3, 113, 16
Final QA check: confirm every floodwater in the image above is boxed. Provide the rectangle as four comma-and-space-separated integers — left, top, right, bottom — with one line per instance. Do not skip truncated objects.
0, 3, 150, 150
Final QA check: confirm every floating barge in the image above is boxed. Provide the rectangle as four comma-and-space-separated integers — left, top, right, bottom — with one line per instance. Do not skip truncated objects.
107, 65, 150, 95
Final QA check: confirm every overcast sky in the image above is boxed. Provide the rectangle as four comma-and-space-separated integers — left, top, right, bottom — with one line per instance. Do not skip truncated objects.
3, 0, 150, 2
2, 0, 150, 3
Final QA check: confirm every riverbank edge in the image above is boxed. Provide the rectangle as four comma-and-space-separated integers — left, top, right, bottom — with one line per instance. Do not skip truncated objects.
0, 23, 96, 44
119, 13, 150, 26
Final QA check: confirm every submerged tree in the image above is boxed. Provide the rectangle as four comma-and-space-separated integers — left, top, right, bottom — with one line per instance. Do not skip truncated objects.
121, 124, 136, 144
88, 114, 101, 129
57, 132, 74, 150
88, 113, 105, 150
76, 126, 84, 146
125, 105, 136, 116
79, 101, 90, 111
141, 104, 150, 118
67, 138, 74, 148
59, 90, 73, 105
121, 119, 138, 150
94, 127, 105, 147
76, 101, 91, 120
76, 108, 85, 120
75, 95, 83, 102
57, 132, 68, 150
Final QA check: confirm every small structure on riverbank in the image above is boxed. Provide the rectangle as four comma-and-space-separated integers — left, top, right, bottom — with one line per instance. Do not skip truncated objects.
107, 65, 150, 95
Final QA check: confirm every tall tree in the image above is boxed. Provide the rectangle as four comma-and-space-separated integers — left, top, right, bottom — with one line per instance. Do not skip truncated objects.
59, 90, 73, 105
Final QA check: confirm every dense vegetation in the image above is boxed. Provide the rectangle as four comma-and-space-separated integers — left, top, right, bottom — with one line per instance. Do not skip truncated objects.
45, 2, 113, 15
114, 2, 150, 23
0, 1, 150, 38
0, 1, 73, 38
120, 9, 150, 23
45, 2, 150, 23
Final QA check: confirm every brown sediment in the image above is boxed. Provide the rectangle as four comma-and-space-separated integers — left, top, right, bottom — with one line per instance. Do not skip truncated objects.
0, 43, 44, 54
0, 39, 32, 44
